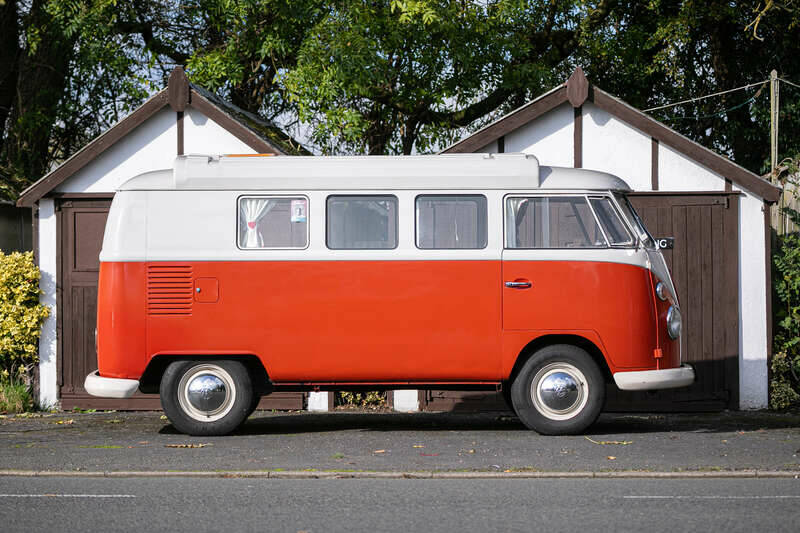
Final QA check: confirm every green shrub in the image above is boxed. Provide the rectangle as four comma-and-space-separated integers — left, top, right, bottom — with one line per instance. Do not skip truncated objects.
0, 251, 49, 380
772, 232, 800, 409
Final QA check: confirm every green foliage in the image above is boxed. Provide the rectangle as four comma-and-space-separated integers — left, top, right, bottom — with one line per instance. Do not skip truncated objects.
770, 352, 800, 409
0, 376, 34, 414
0, 251, 49, 380
336, 391, 387, 409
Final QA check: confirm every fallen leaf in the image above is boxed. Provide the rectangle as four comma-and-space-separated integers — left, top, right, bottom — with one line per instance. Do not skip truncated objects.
467, 449, 476, 454
585, 436, 632, 446
57, 419, 74, 425
373, 449, 386, 454
106, 419, 122, 424
160, 415, 168, 420
412, 445, 424, 448
138, 441, 149, 445
607, 456, 616, 460
165, 443, 210, 448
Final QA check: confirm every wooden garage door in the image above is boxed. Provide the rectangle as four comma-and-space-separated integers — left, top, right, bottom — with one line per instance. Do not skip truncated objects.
57, 198, 305, 411
422, 192, 740, 412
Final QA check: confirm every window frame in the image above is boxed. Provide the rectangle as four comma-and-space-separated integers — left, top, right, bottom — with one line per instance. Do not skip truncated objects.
503, 193, 613, 250
236, 194, 310, 251
325, 194, 399, 250
414, 193, 488, 250
587, 195, 636, 247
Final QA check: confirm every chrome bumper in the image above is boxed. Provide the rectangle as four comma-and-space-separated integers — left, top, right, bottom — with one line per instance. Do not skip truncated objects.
613, 364, 695, 391
84, 370, 139, 398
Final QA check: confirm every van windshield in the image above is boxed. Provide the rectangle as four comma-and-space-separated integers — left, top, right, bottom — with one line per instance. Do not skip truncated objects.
614, 194, 657, 249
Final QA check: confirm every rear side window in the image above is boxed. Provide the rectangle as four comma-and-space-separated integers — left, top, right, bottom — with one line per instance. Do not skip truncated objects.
327, 195, 398, 249
589, 197, 633, 246
506, 196, 607, 248
238, 196, 308, 249
416, 195, 487, 249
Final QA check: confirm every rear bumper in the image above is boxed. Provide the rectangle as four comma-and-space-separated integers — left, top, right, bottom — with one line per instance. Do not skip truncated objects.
84, 370, 139, 398
613, 364, 695, 391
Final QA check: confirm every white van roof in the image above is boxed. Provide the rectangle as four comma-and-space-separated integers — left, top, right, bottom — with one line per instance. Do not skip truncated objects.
118, 153, 632, 192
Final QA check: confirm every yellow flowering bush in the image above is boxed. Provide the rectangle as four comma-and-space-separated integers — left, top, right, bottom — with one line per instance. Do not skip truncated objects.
0, 251, 49, 379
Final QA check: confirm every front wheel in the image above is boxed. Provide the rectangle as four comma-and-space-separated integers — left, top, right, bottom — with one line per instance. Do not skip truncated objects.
511, 345, 605, 435
160, 360, 253, 436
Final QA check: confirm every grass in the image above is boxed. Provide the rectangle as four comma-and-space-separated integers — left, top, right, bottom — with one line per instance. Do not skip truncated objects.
0, 378, 33, 414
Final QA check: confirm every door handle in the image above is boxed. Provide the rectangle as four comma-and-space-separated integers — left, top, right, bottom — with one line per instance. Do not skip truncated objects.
505, 280, 532, 289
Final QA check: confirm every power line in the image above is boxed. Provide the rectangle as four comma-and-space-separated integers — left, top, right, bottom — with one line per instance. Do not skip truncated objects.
778, 77, 800, 90
657, 92, 762, 122
643, 80, 768, 112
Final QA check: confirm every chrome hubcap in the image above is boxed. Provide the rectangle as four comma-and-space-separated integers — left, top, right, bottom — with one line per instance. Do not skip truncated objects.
531, 363, 588, 421
178, 364, 236, 422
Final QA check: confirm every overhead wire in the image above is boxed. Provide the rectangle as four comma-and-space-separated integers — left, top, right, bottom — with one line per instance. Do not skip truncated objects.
643, 79, 770, 112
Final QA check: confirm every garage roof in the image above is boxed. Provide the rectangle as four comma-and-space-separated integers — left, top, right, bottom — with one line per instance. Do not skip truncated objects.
442, 68, 781, 203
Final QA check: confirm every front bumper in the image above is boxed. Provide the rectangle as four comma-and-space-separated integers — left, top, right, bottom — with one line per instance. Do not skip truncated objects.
84, 370, 139, 398
613, 364, 695, 391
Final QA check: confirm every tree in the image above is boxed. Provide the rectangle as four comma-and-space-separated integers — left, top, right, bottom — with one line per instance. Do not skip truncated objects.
281, 0, 617, 154
579, 0, 800, 173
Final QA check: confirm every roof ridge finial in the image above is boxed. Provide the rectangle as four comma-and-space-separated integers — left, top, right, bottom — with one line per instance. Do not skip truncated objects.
566, 67, 589, 108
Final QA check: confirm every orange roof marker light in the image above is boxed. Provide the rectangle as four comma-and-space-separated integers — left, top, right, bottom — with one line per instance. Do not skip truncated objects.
224, 153, 276, 157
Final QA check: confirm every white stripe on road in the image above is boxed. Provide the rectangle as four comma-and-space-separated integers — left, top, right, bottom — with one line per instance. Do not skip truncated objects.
624, 495, 800, 500
0, 494, 135, 498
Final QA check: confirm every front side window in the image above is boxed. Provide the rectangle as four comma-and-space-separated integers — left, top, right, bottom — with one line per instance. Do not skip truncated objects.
506, 196, 607, 249
416, 195, 487, 249
615, 193, 656, 249
327, 195, 398, 249
589, 196, 634, 246
238, 196, 308, 249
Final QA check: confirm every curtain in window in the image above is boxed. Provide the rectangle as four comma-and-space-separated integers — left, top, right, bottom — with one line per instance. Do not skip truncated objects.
505, 198, 528, 248
240, 198, 276, 248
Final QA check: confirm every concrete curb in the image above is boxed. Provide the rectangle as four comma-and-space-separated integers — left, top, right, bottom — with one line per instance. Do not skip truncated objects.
0, 469, 798, 479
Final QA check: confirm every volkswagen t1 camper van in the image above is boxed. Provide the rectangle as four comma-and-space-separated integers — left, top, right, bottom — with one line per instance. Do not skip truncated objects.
85, 153, 694, 435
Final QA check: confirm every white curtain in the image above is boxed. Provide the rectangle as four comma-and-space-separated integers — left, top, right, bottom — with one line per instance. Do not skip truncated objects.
506, 198, 527, 248
240, 198, 275, 248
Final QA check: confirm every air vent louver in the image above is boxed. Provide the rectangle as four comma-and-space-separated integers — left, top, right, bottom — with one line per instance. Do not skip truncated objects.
147, 265, 193, 316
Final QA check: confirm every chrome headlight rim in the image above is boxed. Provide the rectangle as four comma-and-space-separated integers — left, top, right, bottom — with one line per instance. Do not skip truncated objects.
666, 305, 682, 339
655, 281, 667, 301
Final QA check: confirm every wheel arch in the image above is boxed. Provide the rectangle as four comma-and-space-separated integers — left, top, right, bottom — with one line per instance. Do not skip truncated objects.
139, 354, 271, 394
506, 334, 612, 387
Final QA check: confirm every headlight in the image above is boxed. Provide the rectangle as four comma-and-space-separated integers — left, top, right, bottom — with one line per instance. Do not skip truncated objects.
655, 282, 667, 301
666, 306, 682, 339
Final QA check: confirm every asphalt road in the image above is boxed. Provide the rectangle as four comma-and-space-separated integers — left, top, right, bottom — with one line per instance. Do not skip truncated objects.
1, 410, 799, 473
1, 477, 798, 532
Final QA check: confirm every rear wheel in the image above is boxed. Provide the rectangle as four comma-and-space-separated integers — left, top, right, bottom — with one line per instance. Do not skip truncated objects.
511, 344, 604, 435
160, 360, 253, 436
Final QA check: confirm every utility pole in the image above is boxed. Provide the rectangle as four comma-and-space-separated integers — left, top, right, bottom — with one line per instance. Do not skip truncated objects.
770, 69, 779, 183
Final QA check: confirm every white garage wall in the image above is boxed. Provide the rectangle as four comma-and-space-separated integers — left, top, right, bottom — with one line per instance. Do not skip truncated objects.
37, 198, 58, 408
658, 143, 726, 192
505, 103, 573, 167
582, 102, 652, 190
734, 189, 768, 408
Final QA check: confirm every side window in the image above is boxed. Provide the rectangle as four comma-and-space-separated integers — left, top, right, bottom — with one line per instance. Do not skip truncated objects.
589, 196, 633, 246
238, 196, 308, 249
505, 196, 607, 248
416, 195, 487, 249
327, 195, 398, 249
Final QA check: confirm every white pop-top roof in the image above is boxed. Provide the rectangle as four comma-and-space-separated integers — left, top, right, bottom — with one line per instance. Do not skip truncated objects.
118, 153, 632, 192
